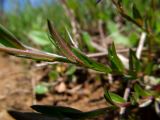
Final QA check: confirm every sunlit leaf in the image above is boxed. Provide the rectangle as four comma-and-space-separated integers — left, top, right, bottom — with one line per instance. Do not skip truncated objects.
66, 65, 77, 75
108, 43, 124, 73
28, 30, 50, 46
104, 91, 115, 105
35, 84, 48, 95
82, 32, 95, 52
104, 91, 126, 106
107, 21, 131, 46
134, 84, 151, 98
72, 47, 112, 73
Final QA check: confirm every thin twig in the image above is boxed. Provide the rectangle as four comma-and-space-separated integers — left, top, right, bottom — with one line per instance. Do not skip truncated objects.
120, 33, 146, 116
35, 62, 60, 67
91, 41, 106, 52
120, 87, 131, 115
155, 101, 160, 118
87, 48, 142, 58
108, 74, 113, 84
136, 32, 146, 59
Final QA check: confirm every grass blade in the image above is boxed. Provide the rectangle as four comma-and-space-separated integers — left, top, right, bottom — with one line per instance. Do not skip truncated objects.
0, 24, 26, 49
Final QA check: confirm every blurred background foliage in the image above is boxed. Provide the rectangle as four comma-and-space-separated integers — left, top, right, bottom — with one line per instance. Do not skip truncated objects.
0, 0, 160, 96
0, 0, 157, 53
0, 0, 160, 52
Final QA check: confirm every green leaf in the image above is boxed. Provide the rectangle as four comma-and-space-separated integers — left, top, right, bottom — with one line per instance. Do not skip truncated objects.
0, 24, 26, 49
107, 21, 130, 46
8, 111, 57, 120
32, 105, 82, 119
107, 21, 117, 33
28, 30, 50, 46
47, 20, 80, 63
35, 84, 48, 95
132, 4, 143, 27
129, 49, 141, 76
134, 84, 151, 98
108, 43, 124, 73
82, 32, 95, 52
72, 47, 112, 73
31, 105, 117, 119
49, 71, 59, 81
104, 91, 115, 105
114, 93, 126, 103
104, 91, 126, 105
66, 65, 77, 75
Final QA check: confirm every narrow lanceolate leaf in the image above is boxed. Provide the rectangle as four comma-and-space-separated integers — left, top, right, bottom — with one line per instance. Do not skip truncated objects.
47, 20, 81, 63
0, 46, 68, 62
108, 43, 124, 73
8, 110, 56, 120
32, 105, 82, 119
31, 105, 117, 119
0, 24, 26, 49
129, 49, 141, 76
132, 4, 143, 27
134, 84, 151, 98
104, 91, 126, 106
72, 47, 112, 73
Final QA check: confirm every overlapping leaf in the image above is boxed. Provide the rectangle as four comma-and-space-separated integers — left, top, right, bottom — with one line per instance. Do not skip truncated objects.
48, 20, 112, 73
47, 20, 80, 63
104, 91, 126, 106
129, 49, 141, 76
72, 47, 112, 73
0, 24, 69, 62
108, 43, 124, 73
134, 84, 151, 98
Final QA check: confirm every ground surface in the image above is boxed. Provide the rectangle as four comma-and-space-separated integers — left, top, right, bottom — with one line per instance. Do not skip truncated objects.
0, 54, 107, 120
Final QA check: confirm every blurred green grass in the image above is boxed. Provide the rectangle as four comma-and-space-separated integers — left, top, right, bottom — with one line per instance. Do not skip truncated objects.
1, 0, 160, 52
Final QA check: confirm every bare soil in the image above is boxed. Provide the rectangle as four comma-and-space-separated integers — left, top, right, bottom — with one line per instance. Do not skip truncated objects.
0, 54, 107, 120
